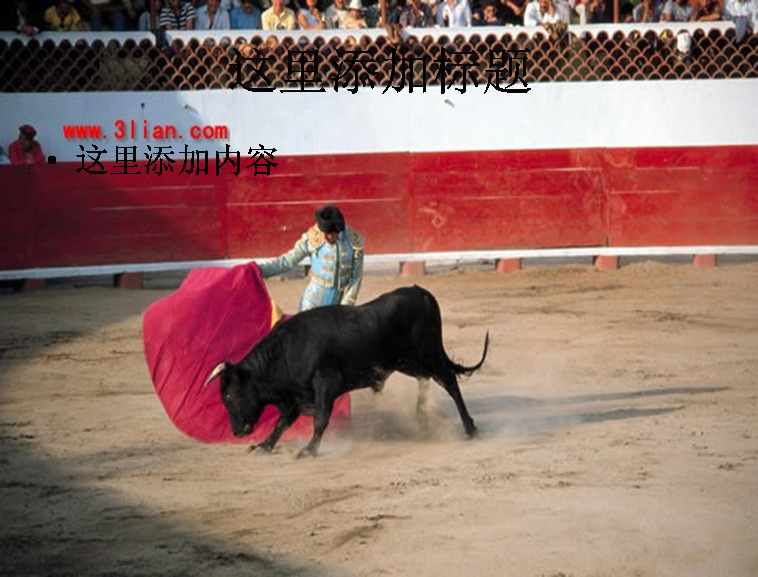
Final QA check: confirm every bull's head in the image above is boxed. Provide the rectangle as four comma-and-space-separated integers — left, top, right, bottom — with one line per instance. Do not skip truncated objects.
204, 362, 264, 438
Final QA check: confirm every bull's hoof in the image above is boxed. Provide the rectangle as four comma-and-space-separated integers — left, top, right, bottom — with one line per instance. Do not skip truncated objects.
465, 425, 479, 439
246, 443, 259, 453
296, 446, 318, 459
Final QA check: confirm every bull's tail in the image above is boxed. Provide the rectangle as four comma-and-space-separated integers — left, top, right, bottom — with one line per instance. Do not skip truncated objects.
448, 331, 489, 377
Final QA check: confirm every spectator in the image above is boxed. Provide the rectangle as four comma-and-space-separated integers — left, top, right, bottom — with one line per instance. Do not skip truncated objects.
5, 1, 41, 36
473, 0, 505, 24
196, 0, 230, 28
44, 0, 87, 31
524, 0, 569, 44
258, 205, 364, 312
436, 0, 473, 26
575, 0, 606, 23
343, 0, 368, 27
523, 0, 569, 24
138, 0, 163, 29
661, 0, 692, 21
262, 0, 296, 29
723, 0, 756, 40
297, 0, 326, 28
619, 1, 634, 21
78, 1, 130, 31
324, 0, 348, 27
9, 125, 46, 165
633, 0, 662, 21
364, 0, 383, 26
497, 0, 527, 24
692, 0, 721, 20
231, 0, 262, 27
379, 0, 404, 25
159, 0, 196, 29
0, 146, 10, 165
125, 0, 148, 27
399, 0, 434, 26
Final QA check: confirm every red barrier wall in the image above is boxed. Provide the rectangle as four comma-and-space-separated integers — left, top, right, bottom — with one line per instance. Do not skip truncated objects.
1, 145, 756, 271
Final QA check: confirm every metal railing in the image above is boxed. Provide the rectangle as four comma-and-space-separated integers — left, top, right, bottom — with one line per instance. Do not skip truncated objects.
1, 22, 755, 92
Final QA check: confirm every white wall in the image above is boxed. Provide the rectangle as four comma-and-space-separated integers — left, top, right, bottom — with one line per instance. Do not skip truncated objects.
1, 79, 756, 161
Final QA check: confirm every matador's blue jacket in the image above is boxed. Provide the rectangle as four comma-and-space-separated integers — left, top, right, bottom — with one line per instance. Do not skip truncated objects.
258, 225, 364, 312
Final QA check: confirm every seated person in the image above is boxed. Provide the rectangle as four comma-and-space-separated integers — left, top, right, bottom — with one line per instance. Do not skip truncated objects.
633, 0, 662, 22
297, 0, 326, 28
399, 0, 434, 26
575, 0, 606, 23
159, 0, 196, 29
692, 0, 721, 20
138, 0, 163, 30
231, 0, 262, 28
9, 125, 46, 165
196, 0, 231, 28
343, 0, 368, 27
44, 0, 87, 31
473, 0, 505, 24
523, 0, 568, 24
78, 0, 130, 31
722, 0, 755, 40
660, 0, 693, 21
379, 0, 403, 25
497, 0, 527, 24
436, 0, 472, 26
8, 0, 42, 36
262, 0, 296, 29
324, 0, 348, 27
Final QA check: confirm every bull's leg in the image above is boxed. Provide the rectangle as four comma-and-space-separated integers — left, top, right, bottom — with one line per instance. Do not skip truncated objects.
433, 369, 478, 437
254, 402, 300, 453
416, 378, 432, 432
297, 370, 339, 458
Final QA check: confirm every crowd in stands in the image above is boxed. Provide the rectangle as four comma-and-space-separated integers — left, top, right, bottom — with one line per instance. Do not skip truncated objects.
1, 0, 755, 34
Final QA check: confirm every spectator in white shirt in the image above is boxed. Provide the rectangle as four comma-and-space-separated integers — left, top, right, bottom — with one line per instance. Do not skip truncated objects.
325, 0, 348, 26
436, 0, 472, 26
723, 0, 756, 40
523, 0, 568, 24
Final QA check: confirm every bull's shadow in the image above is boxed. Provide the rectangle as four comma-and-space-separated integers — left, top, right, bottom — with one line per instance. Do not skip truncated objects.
464, 386, 727, 438
466, 386, 729, 414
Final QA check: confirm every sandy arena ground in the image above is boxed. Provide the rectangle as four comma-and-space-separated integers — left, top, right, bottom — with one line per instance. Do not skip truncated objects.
1, 261, 757, 577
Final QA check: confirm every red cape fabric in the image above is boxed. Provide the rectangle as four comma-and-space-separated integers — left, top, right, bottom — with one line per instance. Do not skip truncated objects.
143, 262, 349, 443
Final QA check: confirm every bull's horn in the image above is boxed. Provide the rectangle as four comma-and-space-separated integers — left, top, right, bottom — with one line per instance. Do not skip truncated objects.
203, 362, 227, 388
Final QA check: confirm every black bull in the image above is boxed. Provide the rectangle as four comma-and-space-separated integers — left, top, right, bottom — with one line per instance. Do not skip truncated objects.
204, 286, 489, 457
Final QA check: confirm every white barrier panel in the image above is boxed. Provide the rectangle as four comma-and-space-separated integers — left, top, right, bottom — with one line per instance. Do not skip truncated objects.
2, 79, 757, 161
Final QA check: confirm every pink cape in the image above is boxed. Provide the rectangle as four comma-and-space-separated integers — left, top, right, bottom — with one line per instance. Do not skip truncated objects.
142, 262, 349, 443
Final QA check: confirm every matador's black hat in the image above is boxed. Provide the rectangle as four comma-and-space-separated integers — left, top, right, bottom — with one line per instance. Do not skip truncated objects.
315, 205, 345, 234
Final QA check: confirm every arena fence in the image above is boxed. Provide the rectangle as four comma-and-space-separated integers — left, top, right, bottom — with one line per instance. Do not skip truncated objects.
1, 144, 756, 282
1, 22, 756, 93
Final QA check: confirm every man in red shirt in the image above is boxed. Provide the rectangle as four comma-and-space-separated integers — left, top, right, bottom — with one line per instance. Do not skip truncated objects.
9, 125, 46, 164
